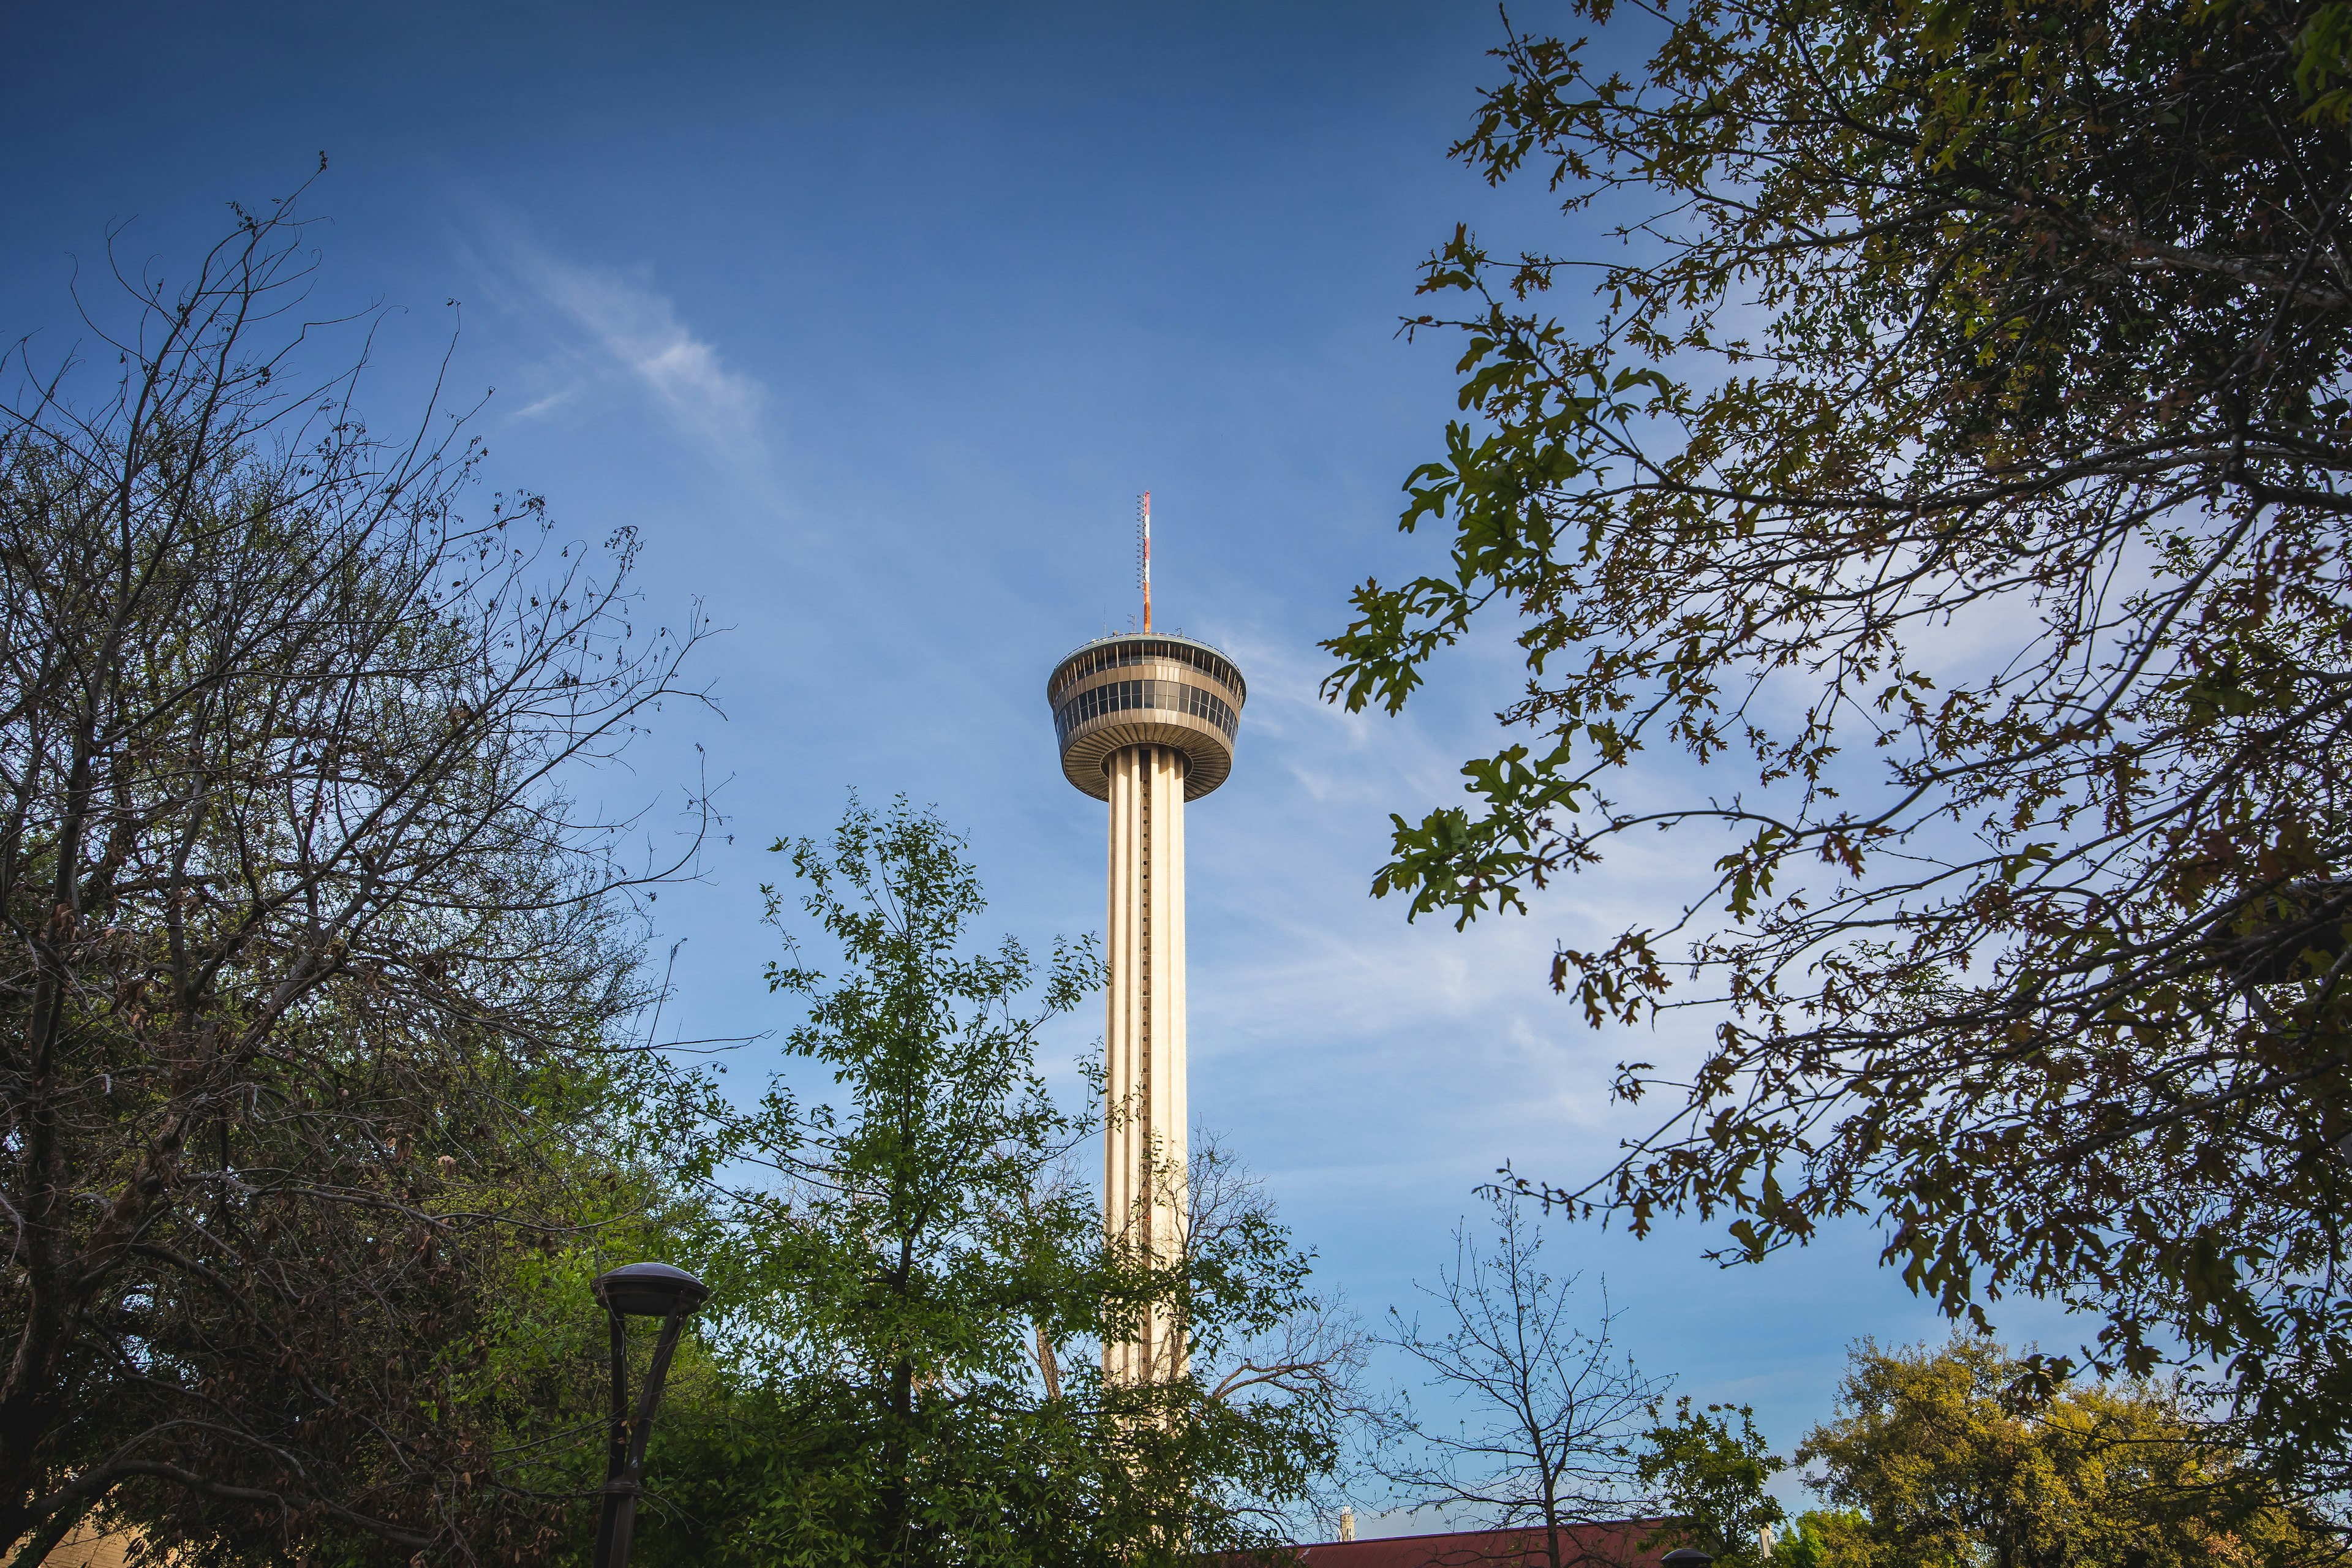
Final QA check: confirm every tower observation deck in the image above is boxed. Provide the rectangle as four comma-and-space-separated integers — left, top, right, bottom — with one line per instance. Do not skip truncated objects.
1047, 631, 1246, 1384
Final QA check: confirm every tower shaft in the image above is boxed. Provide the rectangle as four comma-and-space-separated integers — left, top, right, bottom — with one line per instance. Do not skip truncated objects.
1103, 742, 1188, 1384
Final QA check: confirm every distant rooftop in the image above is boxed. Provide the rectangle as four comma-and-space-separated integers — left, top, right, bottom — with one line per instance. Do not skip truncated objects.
1253, 1521, 1681, 1568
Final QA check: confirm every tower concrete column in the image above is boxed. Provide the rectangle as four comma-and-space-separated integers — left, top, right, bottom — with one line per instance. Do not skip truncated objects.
1103, 742, 1189, 1384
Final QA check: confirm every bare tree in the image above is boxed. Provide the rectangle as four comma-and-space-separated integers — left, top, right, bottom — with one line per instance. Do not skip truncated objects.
1027, 1129, 1373, 1544
0, 181, 710, 1563
1184, 1134, 1370, 1423
1376, 1197, 1664, 1568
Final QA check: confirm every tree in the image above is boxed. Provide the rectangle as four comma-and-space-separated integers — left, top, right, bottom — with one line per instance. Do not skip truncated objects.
631, 799, 1362, 1568
0, 186, 709, 1562
1637, 1399, 1785, 1568
1769, 1511, 1873, 1568
1796, 1337, 2337, 1568
1322, 0, 2352, 1478
1374, 1197, 1663, 1568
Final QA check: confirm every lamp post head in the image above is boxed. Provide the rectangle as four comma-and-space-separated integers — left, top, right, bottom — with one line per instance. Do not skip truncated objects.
592, 1262, 710, 1319
1661, 1551, 1715, 1568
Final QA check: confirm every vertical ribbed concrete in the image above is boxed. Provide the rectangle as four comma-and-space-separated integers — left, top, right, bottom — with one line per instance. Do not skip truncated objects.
1103, 742, 1188, 1384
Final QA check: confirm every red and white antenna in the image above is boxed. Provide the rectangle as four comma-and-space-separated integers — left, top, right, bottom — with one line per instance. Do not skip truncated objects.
1137, 491, 1153, 633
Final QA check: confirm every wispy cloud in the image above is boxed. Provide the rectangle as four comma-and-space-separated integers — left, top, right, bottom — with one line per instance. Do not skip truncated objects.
468, 217, 768, 462
537, 260, 765, 454
507, 383, 581, 421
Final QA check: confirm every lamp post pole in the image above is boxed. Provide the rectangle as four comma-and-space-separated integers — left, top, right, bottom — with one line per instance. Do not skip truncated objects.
590, 1262, 710, 1568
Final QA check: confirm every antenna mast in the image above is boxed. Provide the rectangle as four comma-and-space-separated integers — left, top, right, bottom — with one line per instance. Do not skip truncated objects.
1136, 491, 1153, 632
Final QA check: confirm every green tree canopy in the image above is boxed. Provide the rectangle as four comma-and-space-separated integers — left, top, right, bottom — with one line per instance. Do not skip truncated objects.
1770, 1510, 1875, 1568
1796, 1338, 2334, 1568
1325, 0, 2352, 1480
631, 799, 1362, 1568
1639, 1398, 1785, 1568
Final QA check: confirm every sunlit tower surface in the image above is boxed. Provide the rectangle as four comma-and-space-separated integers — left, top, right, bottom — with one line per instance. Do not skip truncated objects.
1046, 493, 1246, 1384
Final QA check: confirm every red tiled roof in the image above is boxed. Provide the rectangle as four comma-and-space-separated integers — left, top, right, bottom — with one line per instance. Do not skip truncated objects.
1274, 1520, 1680, 1568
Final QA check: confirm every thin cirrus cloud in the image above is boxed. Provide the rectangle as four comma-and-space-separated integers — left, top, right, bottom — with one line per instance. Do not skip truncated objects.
481, 225, 767, 462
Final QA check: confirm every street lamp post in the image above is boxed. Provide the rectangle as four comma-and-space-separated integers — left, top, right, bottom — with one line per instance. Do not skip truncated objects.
590, 1262, 710, 1568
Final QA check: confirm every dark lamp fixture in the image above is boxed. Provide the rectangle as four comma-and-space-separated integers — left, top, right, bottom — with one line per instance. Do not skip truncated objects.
1661, 1551, 1716, 1568
594, 1261, 712, 1318
588, 1262, 709, 1568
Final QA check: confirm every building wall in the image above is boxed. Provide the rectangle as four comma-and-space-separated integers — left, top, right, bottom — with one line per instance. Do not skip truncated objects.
43, 1521, 139, 1568
1281, 1521, 1683, 1568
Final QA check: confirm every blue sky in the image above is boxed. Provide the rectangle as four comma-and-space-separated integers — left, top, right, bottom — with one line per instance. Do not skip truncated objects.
4, 0, 2084, 1527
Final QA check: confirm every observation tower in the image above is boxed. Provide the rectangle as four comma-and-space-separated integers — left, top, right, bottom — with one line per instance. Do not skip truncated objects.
1046, 496, 1245, 1384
